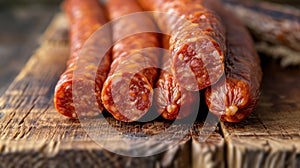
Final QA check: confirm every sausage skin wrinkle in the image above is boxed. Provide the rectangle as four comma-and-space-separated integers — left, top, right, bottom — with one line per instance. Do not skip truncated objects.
155, 35, 198, 120
54, 0, 111, 118
138, 0, 226, 91
101, 0, 160, 122
205, 1, 262, 122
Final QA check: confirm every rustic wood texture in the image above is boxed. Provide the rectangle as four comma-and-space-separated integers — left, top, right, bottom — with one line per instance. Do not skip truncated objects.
0, 6, 57, 96
1, 8, 300, 168
221, 60, 300, 168
0, 13, 225, 168
192, 119, 225, 168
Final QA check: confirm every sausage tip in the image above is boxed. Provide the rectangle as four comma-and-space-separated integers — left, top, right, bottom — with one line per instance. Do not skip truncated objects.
226, 105, 239, 116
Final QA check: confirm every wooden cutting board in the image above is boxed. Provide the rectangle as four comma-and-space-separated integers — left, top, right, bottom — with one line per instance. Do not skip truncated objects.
0, 13, 299, 168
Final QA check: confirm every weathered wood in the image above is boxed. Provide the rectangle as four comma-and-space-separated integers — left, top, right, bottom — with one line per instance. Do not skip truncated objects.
0, 13, 225, 168
221, 60, 300, 168
0, 6, 56, 96
192, 119, 225, 168
2, 6, 300, 168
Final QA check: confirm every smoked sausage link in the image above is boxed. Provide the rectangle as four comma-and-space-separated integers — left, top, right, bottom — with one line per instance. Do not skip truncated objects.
138, 0, 226, 91
101, 0, 160, 122
205, 1, 263, 122
54, 0, 111, 118
155, 35, 198, 120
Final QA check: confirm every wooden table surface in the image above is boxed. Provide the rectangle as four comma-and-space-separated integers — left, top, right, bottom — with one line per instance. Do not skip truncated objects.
0, 5, 57, 96
0, 4, 300, 168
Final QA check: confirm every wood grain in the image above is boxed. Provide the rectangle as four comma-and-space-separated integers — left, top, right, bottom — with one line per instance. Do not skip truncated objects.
221, 60, 300, 168
0, 6, 56, 96
192, 119, 225, 168
0, 13, 225, 168
1, 9, 300, 167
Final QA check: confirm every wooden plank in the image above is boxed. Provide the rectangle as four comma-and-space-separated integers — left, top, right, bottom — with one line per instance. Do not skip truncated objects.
221, 60, 300, 167
8, 8, 300, 167
192, 119, 225, 168
0, 6, 57, 96
0, 13, 177, 167
0, 13, 200, 168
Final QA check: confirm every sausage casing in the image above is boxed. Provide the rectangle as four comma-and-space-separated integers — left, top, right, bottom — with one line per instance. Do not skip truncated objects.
205, 1, 262, 122
101, 0, 160, 122
155, 35, 198, 120
138, 0, 226, 91
54, 0, 111, 118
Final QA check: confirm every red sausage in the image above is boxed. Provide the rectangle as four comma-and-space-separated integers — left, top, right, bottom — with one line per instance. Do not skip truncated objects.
205, 1, 263, 122
138, 0, 226, 91
155, 35, 198, 120
54, 0, 111, 118
101, 0, 160, 122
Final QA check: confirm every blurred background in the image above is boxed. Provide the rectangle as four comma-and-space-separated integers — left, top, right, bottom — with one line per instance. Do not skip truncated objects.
0, 0, 62, 96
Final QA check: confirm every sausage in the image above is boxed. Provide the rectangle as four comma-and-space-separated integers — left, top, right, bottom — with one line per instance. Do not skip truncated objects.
138, 0, 226, 91
54, 0, 111, 118
222, 0, 300, 52
204, 1, 262, 122
101, 0, 160, 122
155, 35, 198, 120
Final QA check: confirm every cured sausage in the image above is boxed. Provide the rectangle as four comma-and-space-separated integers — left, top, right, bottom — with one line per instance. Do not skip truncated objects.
54, 0, 111, 118
204, 1, 262, 122
101, 0, 160, 122
138, 0, 226, 91
155, 35, 198, 120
